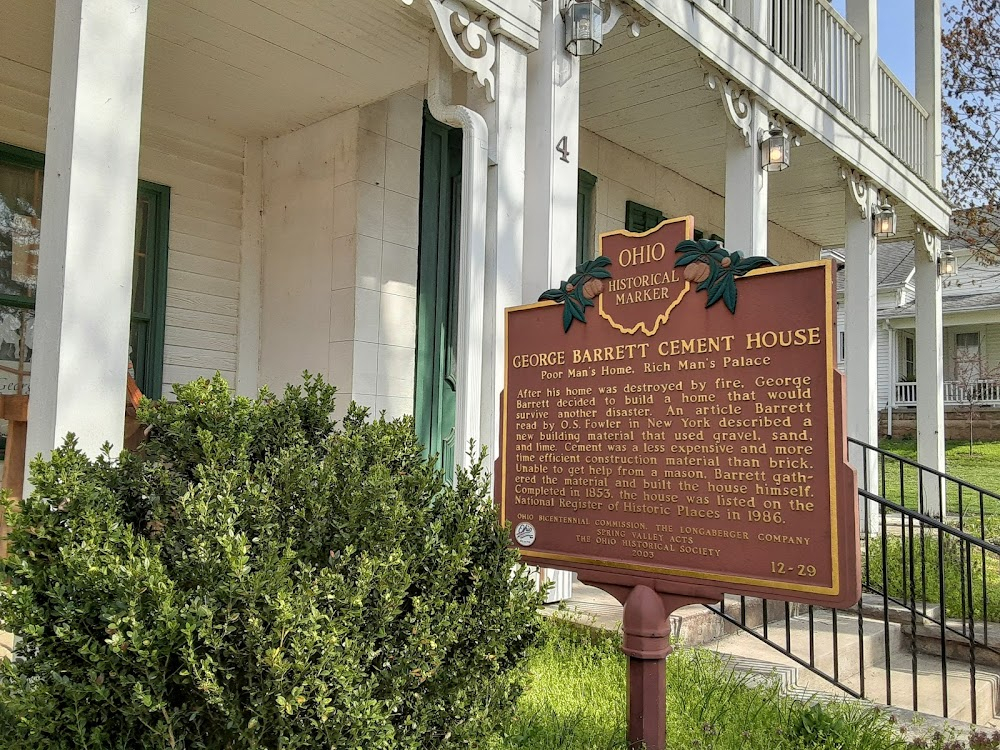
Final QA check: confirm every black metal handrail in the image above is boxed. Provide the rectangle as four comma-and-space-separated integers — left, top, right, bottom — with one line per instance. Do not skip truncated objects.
850, 437, 1000, 500
706, 439, 1000, 725
857, 487, 1000, 555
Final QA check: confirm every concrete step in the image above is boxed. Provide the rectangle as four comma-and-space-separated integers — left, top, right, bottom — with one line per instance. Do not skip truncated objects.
852, 592, 943, 626
708, 616, 1000, 726
544, 583, 809, 647
849, 653, 999, 726
551, 582, 1000, 725
902, 618, 1000, 668
707, 608, 901, 683
717, 651, 1000, 727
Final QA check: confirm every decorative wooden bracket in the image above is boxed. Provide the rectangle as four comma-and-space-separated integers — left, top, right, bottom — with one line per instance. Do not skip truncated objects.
915, 221, 939, 262
703, 67, 754, 146
601, 0, 645, 37
840, 166, 871, 219
402, 0, 498, 101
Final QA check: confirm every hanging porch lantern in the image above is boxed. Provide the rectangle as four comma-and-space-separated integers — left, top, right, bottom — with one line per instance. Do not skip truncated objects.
939, 248, 958, 277
872, 201, 897, 238
564, 0, 604, 57
760, 125, 790, 172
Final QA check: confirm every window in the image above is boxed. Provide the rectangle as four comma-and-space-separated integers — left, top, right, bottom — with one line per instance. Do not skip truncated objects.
956, 332, 980, 351
0, 142, 169, 412
838, 329, 846, 362
625, 200, 664, 233
577, 169, 597, 265
903, 335, 915, 381
955, 331, 981, 381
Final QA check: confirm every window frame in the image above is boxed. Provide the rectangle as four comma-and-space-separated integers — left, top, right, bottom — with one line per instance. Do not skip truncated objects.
0, 141, 170, 398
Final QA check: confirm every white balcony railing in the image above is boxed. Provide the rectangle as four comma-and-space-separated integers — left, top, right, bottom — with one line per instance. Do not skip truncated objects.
714, 0, 931, 178
766, 0, 861, 117
878, 61, 929, 179
895, 381, 1000, 407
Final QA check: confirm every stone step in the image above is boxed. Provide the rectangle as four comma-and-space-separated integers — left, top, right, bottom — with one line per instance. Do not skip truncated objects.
544, 583, 809, 647
718, 651, 1000, 727
902, 618, 1000, 668
852, 592, 943, 626
552, 582, 1000, 725
793, 646, 999, 726
707, 609, 902, 683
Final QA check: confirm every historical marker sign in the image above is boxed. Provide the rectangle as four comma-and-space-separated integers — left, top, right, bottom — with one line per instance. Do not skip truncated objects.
499, 217, 860, 609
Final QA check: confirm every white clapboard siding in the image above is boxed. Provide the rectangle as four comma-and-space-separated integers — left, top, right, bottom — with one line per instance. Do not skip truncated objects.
984, 325, 1000, 368
163, 345, 237, 372
165, 308, 239, 337
0, 52, 245, 397
163, 326, 237, 354
877, 326, 892, 408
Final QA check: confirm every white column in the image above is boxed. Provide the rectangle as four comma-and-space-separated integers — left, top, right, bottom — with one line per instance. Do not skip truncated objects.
915, 229, 945, 516
521, 1, 578, 603
467, 37, 528, 463
847, 0, 878, 131
236, 137, 264, 397
523, 0, 580, 294
26, 0, 149, 467
723, 100, 770, 256
915, 0, 942, 185
843, 171, 879, 526
886, 325, 896, 438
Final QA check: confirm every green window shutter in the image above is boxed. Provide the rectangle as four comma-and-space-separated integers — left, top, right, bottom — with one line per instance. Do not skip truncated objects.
694, 229, 725, 243
577, 169, 597, 266
625, 200, 664, 233
132, 181, 170, 398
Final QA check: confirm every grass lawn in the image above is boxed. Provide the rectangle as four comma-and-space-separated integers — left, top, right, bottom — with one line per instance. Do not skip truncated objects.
876, 438, 1000, 521
492, 617, 906, 750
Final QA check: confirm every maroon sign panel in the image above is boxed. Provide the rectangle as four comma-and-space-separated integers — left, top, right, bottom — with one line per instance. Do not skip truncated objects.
499, 217, 860, 608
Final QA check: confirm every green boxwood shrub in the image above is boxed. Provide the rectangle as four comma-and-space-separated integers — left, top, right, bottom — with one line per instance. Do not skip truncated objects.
0, 374, 543, 749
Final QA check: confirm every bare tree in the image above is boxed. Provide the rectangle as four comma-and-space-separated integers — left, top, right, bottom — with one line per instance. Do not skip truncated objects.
951, 347, 1000, 454
943, 2, 1000, 262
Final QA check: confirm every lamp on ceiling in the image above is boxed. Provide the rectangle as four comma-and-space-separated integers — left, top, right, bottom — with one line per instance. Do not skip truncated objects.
872, 201, 897, 239
760, 125, 790, 172
563, 0, 604, 57
939, 248, 958, 277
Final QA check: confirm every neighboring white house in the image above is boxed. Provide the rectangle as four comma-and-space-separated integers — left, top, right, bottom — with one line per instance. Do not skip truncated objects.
832, 234, 1000, 438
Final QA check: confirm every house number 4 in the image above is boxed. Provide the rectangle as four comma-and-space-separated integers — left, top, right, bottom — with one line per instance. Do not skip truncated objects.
556, 136, 570, 163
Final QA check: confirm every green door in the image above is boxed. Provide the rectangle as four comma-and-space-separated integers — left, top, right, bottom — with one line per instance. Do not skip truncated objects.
415, 107, 462, 476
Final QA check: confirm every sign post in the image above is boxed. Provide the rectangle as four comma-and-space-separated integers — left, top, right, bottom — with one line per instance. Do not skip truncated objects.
498, 217, 861, 750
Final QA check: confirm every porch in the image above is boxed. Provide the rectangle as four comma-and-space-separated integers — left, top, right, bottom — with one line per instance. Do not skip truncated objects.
0, 0, 953, 539
895, 381, 1000, 408
888, 319, 1000, 408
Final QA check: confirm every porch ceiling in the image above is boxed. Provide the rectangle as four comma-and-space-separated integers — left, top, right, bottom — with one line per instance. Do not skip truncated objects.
580, 24, 922, 249
3, 0, 432, 137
